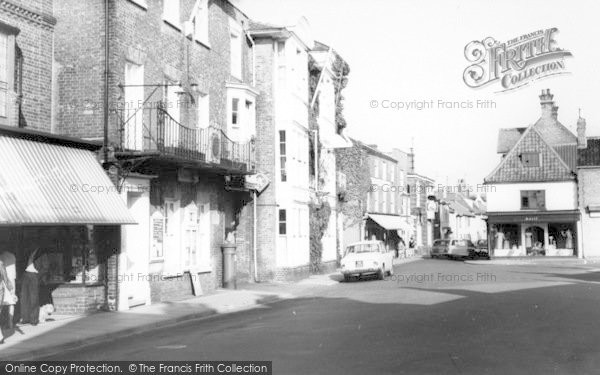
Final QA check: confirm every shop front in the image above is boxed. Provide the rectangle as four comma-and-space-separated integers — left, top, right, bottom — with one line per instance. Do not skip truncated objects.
366, 214, 413, 257
487, 210, 580, 257
0, 131, 134, 317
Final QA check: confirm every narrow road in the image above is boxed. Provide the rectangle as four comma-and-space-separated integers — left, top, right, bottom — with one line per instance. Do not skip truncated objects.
46, 259, 600, 374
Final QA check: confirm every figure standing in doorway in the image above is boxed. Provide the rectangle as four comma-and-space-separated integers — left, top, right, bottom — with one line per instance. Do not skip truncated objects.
0, 260, 13, 343
20, 248, 47, 326
565, 229, 573, 249
0, 248, 16, 329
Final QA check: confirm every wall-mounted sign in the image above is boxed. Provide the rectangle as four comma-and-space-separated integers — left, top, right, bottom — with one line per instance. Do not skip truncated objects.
245, 173, 270, 193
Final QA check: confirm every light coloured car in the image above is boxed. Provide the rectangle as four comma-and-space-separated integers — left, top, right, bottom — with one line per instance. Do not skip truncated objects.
340, 241, 395, 281
430, 239, 476, 259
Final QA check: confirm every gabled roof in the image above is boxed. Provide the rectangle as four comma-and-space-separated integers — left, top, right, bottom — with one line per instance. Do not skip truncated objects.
248, 20, 284, 31
497, 127, 527, 154
485, 125, 575, 183
533, 116, 577, 146
578, 138, 600, 167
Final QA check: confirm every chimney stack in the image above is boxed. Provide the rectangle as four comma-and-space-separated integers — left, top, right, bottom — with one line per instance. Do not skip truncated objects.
551, 105, 559, 120
539, 89, 554, 119
577, 112, 587, 149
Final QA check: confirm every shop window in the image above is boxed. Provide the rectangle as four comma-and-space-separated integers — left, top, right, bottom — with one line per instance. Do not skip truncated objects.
491, 224, 521, 250
21, 226, 105, 285
548, 224, 575, 250
521, 190, 545, 210
279, 209, 287, 235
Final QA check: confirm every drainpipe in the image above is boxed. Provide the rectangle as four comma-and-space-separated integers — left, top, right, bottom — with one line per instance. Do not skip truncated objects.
253, 190, 258, 282
243, 26, 255, 86
103, 0, 110, 166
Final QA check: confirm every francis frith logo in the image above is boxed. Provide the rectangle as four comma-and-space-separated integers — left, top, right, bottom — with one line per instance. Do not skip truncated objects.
463, 27, 572, 92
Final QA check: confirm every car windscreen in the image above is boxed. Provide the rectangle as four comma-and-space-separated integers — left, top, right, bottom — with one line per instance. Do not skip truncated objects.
433, 240, 450, 246
346, 244, 380, 254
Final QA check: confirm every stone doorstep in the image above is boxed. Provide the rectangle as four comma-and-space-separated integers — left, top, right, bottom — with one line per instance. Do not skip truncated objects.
0, 289, 292, 361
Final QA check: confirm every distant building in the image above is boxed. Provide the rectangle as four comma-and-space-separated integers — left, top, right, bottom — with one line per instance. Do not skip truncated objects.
352, 142, 411, 254
576, 117, 600, 258
407, 150, 435, 248
485, 89, 580, 257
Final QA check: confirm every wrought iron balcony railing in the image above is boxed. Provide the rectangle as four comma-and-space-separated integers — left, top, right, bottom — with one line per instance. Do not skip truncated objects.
118, 105, 255, 173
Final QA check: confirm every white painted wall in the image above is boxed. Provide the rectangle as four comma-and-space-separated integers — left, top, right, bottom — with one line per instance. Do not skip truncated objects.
578, 169, 600, 257
274, 35, 311, 269
487, 181, 577, 212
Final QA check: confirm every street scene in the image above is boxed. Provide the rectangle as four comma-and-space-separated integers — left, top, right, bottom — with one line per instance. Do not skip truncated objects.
0, 0, 599, 374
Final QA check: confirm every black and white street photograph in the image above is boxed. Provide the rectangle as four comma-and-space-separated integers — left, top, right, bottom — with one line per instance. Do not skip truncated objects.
0, 0, 600, 374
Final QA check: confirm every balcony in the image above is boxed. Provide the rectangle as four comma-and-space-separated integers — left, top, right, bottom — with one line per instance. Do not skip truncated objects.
117, 105, 255, 174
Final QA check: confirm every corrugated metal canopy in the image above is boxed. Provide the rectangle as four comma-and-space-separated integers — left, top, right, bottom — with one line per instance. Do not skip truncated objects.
0, 135, 136, 225
368, 214, 411, 231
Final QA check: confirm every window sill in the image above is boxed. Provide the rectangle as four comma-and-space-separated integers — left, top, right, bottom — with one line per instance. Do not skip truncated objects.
150, 259, 165, 264
163, 19, 182, 32
127, 0, 148, 10
46, 282, 104, 288
194, 38, 211, 50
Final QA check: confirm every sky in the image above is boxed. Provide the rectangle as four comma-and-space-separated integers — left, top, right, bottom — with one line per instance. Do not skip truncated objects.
233, 0, 600, 187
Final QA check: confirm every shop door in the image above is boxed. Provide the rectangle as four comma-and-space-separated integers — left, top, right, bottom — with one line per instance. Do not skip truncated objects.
125, 192, 149, 308
164, 199, 181, 275
183, 203, 199, 269
198, 203, 211, 270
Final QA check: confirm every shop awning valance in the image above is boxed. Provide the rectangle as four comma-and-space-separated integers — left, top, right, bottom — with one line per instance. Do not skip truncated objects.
0, 135, 136, 225
487, 210, 580, 224
368, 214, 411, 231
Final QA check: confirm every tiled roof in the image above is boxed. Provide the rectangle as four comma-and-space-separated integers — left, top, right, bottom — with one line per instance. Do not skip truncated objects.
248, 20, 283, 31
578, 138, 600, 167
312, 40, 330, 52
486, 126, 575, 183
533, 117, 577, 146
497, 127, 526, 154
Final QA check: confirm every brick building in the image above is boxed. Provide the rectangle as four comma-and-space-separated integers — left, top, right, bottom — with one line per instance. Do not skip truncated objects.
54, 0, 258, 309
0, 0, 132, 317
576, 117, 600, 258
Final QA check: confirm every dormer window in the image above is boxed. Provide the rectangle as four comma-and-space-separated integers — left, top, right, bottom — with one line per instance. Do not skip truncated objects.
520, 152, 540, 167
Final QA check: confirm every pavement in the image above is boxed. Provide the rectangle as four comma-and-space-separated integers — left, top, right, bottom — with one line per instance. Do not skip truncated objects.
0, 255, 423, 361
465, 256, 594, 266
40, 257, 600, 374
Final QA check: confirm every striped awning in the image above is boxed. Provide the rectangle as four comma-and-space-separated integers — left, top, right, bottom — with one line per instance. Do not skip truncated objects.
0, 135, 136, 225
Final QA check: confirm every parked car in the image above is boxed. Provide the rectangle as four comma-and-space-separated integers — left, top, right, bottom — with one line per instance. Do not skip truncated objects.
475, 239, 491, 259
340, 241, 394, 281
430, 239, 477, 260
